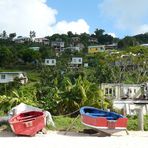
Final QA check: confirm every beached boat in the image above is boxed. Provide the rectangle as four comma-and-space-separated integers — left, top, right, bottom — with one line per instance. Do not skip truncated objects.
80, 106, 128, 133
9, 111, 46, 136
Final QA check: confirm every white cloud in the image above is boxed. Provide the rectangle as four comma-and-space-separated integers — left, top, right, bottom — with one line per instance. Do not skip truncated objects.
99, 0, 148, 35
108, 32, 116, 38
0, 0, 89, 37
52, 19, 90, 35
135, 24, 148, 34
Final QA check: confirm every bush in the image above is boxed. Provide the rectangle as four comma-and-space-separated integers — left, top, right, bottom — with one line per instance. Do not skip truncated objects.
127, 115, 148, 131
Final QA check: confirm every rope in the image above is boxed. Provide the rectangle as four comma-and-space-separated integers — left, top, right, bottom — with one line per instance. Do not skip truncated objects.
53, 109, 80, 117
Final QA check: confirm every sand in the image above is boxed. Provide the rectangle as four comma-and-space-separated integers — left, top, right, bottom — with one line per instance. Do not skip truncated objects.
0, 129, 148, 148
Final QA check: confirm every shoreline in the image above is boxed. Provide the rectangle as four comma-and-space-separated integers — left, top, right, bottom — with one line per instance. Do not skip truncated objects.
1, 130, 148, 148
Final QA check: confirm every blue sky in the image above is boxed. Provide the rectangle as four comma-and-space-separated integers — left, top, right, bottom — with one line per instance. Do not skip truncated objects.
46, 0, 148, 38
0, 0, 148, 38
47, 0, 115, 36
47, 0, 101, 32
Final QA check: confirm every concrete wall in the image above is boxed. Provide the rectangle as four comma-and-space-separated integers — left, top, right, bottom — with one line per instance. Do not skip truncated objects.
101, 83, 142, 100
114, 100, 148, 115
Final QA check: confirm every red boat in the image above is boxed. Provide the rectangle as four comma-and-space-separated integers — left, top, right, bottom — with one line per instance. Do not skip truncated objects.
80, 106, 128, 134
9, 111, 46, 136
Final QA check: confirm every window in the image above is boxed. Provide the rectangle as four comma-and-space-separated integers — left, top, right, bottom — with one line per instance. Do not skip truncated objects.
128, 88, 132, 93
73, 59, 76, 62
46, 60, 49, 63
100, 47, 104, 50
109, 88, 112, 95
79, 59, 82, 62
1, 74, 6, 79
105, 88, 115, 97
51, 60, 55, 64
113, 89, 116, 96
105, 88, 108, 95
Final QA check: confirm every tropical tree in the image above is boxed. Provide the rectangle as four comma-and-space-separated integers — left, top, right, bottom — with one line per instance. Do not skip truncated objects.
29, 30, 36, 41
118, 36, 138, 49
0, 46, 13, 66
9, 33, 16, 40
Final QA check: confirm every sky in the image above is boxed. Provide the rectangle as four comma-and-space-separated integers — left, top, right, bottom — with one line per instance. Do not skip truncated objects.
0, 0, 148, 38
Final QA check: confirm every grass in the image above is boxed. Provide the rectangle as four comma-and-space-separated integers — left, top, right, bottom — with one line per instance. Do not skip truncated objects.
27, 70, 40, 82
47, 116, 87, 132
127, 115, 148, 131
127, 115, 138, 130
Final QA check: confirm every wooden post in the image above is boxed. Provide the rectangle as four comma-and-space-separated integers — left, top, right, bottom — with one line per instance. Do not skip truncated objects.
64, 114, 80, 135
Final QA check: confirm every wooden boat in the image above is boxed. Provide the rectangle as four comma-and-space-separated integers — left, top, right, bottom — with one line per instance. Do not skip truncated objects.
9, 111, 46, 136
80, 106, 128, 134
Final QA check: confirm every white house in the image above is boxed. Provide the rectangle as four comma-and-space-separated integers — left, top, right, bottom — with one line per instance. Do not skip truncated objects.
105, 43, 117, 50
88, 37, 98, 44
140, 43, 148, 47
29, 47, 40, 51
71, 57, 83, 65
84, 63, 88, 68
14, 36, 30, 44
101, 83, 148, 115
0, 72, 28, 84
51, 40, 65, 52
101, 83, 142, 100
44, 59, 56, 66
34, 38, 49, 45
51, 41, 64, 48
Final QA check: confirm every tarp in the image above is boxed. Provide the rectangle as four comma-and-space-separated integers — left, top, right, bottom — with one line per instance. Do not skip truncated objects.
0, 116, 9, 123
8, 103, 55, 127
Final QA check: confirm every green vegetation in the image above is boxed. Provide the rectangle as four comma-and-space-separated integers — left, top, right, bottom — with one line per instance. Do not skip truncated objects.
0, 29, 148, 126
47, 116, 86, 132
127, 115, 148, 131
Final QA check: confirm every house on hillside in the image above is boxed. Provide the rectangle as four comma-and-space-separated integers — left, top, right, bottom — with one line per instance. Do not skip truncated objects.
0, 34, 8, 40
88, 45, 105, 54
51, 40, 64, 52
84, 63, 88, 68
75, 43, 85, 50
105, 43, 117, 50
140, 43, 148, 47
14, 36, 30, 43
44, 58, 56, 66
65, 46, 81, 52
88, 37, 98, 44
34, 38, 49, 45
70, 57, 83, 67
71, 36, 80, 43
0, 72, 28, 84
101, 83, 148, 115
101, 83, 142, 100
29, 47, 40, 51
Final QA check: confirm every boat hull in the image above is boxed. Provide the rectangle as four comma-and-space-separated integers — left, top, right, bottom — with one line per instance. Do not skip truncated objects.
80, 106, 128, 130
9, 111, 46, 136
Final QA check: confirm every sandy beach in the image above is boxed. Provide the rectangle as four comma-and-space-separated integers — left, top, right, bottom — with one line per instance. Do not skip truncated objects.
0, 129, 148, 148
